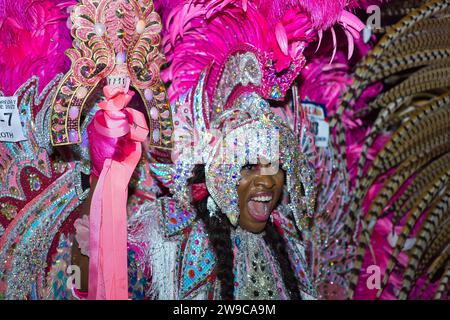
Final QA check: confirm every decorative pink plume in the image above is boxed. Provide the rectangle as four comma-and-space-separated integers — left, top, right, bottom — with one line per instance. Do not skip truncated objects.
161, 0, 315, 103
300, 53, 354, 114
252, 1, 366, 63
0, 0, 74, 95
273, 8, 314, 72
104, 0, 135, 54
275, 23, 289, 56
302, 50, 383, 188
254, 0, 348, 30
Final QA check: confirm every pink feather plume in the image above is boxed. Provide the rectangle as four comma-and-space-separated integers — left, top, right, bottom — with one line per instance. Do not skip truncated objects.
160, 0, 316, 103
0, 0, 75, 95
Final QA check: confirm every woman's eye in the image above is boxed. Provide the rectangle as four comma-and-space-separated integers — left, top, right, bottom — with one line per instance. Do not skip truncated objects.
243, 164, 255, 171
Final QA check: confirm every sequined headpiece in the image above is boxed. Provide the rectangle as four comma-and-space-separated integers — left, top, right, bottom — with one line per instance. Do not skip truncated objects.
150, 1, 320, 228
159, 66, 315, 229
50, 0, 172, 151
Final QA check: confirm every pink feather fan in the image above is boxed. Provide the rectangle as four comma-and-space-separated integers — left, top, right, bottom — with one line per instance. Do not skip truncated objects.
160, 0, 319, 103
158, 0, 367, 103
0, 0, 75, 95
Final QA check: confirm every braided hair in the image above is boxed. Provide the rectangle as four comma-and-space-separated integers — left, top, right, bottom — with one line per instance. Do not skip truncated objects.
188, 165, 301, 300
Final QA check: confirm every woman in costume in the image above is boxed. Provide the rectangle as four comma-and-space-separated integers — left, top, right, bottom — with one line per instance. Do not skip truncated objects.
2, 0, 450, 301
126, 0, 361, 300
129, 90, 317, 299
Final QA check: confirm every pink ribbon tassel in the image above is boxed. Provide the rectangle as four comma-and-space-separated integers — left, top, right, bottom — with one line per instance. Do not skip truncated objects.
88, 86, 149, 300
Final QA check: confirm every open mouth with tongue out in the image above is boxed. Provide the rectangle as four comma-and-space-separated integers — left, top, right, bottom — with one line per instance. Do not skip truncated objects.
247, 192, 274, 222
237, 163, 285, 233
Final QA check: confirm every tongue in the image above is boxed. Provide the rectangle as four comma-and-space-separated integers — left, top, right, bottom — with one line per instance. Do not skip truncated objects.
248, 200, 270, 221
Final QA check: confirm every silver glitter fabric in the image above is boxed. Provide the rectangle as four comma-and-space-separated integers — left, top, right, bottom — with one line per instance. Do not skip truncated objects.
232, 226, 287, 300
129, 199, 317, 300
0, 76, 88, 299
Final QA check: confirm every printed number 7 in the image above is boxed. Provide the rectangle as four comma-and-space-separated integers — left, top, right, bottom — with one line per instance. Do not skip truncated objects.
4, 112, 12, 126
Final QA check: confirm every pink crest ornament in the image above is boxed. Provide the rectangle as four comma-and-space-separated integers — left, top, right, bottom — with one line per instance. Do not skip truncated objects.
49, 0, 172, 154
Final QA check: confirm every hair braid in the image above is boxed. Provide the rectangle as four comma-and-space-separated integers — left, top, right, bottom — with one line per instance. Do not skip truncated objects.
189, 165, 235, 300
264, 222, 302, 300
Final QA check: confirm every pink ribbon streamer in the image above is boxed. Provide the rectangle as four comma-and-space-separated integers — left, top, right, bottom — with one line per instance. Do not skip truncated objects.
88, 86, 149, 300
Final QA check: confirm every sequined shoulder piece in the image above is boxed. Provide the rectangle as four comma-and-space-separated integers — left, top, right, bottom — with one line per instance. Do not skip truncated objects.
272, 207, 301, 241
179, 221, 215, 298
159, 197, 197, 238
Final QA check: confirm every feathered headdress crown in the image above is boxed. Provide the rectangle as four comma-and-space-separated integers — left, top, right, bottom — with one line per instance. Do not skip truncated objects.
161, 0, 364, 123
150, 0, 365, 228
163, 1, 314, 114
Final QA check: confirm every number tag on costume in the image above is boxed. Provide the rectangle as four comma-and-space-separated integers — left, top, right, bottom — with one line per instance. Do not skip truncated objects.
303, 101, 329, 148
0, 96, 26, 142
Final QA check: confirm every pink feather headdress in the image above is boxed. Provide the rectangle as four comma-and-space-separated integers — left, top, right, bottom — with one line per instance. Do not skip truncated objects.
162, 1, 314, 106
0, 0, 75, 96
159, 0, 365, 111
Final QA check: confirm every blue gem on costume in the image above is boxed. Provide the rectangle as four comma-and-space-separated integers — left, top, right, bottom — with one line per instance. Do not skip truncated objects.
180, 222, 215, 297
161, 198, 196, 237
235, 236, 241, 248
270, 86, 281, 99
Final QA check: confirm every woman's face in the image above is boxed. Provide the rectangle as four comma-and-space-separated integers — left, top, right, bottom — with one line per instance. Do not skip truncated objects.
237, 163, 285, 233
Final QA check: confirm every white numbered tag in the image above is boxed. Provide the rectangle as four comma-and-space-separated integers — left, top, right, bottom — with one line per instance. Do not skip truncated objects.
0, 96, 26, 142
303, 101, 329, 148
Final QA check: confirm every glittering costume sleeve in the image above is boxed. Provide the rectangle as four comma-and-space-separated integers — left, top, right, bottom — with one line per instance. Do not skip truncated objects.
47, 0, 171, 300
128, 199, 182, 299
